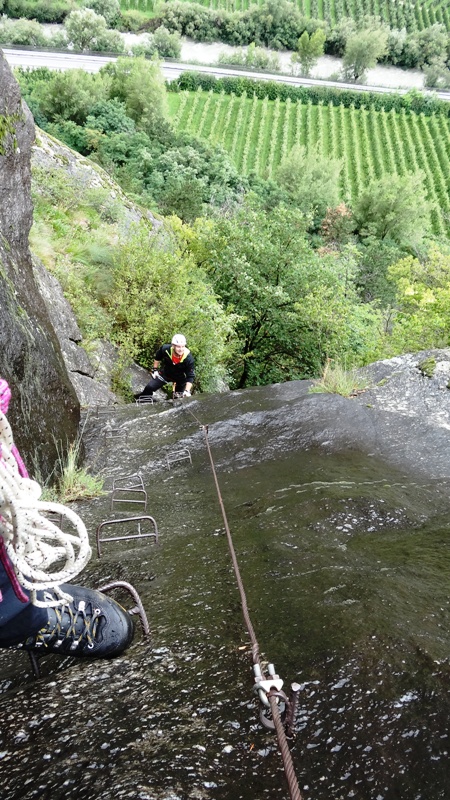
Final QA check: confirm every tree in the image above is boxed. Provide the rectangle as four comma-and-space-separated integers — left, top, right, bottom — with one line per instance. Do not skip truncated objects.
342, 26, 389, 82
65, 8, 124, 52
103, 56, 168, 136
383, 248, 450, 354
35, 69, 109, 125
83, 0, 120, 26
132, 27, 182, 59
320, 203, 355, 248
424, 58, 450, 90
188, 199, 379, 385
275, 145, 342, 224
85, 98, 136, 134
292, 28, 326, 77
352, 172, 433, 249
109, 220, 234, 391
65, 8, 107, 50
404, 23, 448, 69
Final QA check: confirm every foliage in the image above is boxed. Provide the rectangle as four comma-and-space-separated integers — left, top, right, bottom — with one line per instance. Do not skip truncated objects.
188, 199, 381, 386
85, 98, 137, 134
320, 203, 355, 248
108, 220, 235, 391
117, 8, 150, 32
352, 172, 433, 249
417, 357, 436, 378
382, 247, 450, 354
29, 69, 110, 126
424, 59, 450, 90
64, 8, 125, 51
30, 166, 117, 342
275, 145, 342, 224
168, 86, 450, 237
171, 72, 450, 117
218, 42, 280, 71
403, 23, 448, 69
342, 25, 389, 82
309, 359, 370, 396
158, 0, 319, 50
132, 26, 182, 58
52, 439, 104, 503
355, 239, 404, 305
104, 56, 168, 135
0, 17, 48, 46
82, 0, 121, 26
292, 28, 326, 77
4, 0, 73, 23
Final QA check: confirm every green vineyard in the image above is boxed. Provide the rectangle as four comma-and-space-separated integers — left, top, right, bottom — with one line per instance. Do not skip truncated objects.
118, 0, 450, 31
168, 88, 450, 236
119, 0, 157, 14
159, 0, 450, 31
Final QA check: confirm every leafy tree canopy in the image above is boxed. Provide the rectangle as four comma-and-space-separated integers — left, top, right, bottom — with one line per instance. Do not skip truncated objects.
353, 171, 433, 249
342, 24, 389, 82
292, 28, 326, 76
382, 247, 450, 354
82, 0, 120, 27
109, 220, 235, 391
188, 198, 380, 386
102, 56, 168, 136
275, 144, 342, 225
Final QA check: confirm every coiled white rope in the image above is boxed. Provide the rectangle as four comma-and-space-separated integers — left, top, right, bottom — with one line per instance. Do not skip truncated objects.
0, 411, 92, 608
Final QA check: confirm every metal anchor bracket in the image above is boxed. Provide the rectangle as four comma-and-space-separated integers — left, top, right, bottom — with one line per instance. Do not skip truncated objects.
253, 662, 284, 707
259, 688, 290, 731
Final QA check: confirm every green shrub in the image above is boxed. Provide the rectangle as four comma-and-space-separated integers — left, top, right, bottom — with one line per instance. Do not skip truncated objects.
5, 0, 73, 23
117, 9, 150, 32
169, 72, 450, 117
0, 17, 48, 46
82, 0, 121, 27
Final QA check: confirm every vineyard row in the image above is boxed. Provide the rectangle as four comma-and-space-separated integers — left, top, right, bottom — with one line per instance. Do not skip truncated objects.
168, 89, 450, 236
153, 0, 450, 31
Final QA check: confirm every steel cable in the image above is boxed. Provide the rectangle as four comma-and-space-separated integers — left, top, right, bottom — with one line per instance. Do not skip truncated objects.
181, 403, 303, 800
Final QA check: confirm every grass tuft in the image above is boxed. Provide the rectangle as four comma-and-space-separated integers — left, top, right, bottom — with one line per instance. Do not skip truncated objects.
309, 359, 370, 397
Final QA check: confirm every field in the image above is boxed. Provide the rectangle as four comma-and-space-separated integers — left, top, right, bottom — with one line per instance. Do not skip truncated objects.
120, 0, 450, 31
119, 0, 158, 14
168, 88, 450, 235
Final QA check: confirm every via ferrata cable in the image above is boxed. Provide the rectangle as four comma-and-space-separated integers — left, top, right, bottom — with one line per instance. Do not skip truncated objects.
180, 402, 303, 800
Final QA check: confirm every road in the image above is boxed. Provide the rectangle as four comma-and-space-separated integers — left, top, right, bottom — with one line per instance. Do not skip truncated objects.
3, 46, 450, 101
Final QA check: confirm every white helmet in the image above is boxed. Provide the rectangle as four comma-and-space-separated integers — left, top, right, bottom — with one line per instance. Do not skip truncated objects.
171, 333, 186, 347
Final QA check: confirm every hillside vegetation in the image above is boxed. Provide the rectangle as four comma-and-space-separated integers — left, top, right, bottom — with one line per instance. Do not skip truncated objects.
11, 35, 450, 395
160, 0, 450, 31
168, 86, 450, 236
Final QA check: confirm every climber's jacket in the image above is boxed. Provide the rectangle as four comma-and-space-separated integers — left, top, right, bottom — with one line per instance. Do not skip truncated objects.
155, 344, 195, 384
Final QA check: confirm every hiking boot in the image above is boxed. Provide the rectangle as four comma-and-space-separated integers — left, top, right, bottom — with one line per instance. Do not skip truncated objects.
12, 584, 134, 659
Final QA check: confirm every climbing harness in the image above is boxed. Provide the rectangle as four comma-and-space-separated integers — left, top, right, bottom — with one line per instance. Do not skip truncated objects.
179, 401, 303, 800
0, 410, 91, 608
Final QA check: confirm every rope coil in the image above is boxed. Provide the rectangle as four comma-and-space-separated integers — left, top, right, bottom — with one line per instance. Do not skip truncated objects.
0, 410, 91, 608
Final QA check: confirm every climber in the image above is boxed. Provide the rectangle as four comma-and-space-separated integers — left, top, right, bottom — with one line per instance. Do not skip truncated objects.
138, 334, 195, 401
0, 378, 134, 659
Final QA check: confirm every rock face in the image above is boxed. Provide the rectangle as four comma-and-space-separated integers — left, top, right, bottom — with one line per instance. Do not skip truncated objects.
30, 131, 154, 407
0, 50, 79, 479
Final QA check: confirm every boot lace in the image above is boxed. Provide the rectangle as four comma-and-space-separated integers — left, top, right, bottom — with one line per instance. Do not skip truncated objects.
29, 597, 102, 652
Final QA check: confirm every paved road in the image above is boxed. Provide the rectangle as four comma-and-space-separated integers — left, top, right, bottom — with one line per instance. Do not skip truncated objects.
3, 46, 450, 101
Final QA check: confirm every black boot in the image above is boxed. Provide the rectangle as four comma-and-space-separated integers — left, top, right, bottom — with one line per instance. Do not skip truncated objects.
8, 584, 134, 659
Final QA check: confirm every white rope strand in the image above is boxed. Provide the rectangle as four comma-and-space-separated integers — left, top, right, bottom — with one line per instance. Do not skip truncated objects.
0, 411, 92, 608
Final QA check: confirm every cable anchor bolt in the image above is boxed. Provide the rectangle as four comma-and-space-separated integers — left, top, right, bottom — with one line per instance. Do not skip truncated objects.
253, 663, 284, 708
